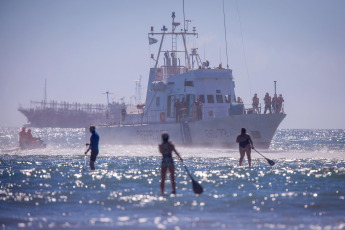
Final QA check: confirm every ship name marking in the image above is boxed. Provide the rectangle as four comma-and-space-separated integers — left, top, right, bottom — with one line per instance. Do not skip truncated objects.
204, 128, 229, 139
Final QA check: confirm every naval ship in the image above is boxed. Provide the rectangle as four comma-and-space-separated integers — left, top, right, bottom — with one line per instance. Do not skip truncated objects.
96, 12, 286, 148
18, 99, 125, 128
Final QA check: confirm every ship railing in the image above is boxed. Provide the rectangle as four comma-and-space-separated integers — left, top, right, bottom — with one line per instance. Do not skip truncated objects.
161, 66, 189, 79
243, 103, 261, 114
242, 103, 285, 114
28, 100, 109, 113
137, 109, 185, 125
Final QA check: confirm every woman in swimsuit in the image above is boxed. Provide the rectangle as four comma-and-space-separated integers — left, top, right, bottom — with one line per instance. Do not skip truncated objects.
158, 132, 183, 195
236, 128, 254, 167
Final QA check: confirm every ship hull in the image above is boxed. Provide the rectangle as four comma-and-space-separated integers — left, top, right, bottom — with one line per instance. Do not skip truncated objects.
96, 113, 286, 149
19, 108, 89, 128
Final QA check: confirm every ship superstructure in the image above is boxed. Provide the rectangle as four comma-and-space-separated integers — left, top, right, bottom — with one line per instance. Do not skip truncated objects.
96, 12, 286, 148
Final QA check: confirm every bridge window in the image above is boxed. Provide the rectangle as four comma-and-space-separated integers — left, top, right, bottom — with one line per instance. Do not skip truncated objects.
207, 95, 214, 103
198, 95, 205, 103
225, 95, 232, 103
216, 95, 223, 103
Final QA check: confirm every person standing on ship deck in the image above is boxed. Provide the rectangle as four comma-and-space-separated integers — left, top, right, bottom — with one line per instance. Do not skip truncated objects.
180, 97, 187, 121
264, 93, 272, 114
236, 128, 254, 167
277, 94, 284, 113
85, 125, 100, 170
252, 93, 260, 114
174, 98, 181, 122
195, 97, 203, 120
159, 132, 183, 195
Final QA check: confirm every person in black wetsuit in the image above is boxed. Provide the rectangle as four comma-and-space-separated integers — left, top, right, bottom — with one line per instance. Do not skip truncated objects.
158, 132, 183, 195
85, 125, 100, 170
236, 128, 254, 167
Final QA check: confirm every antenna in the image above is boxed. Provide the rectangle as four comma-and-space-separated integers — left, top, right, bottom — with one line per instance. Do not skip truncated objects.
223, 0, 229, 69
44, 79, 47, 101
183, 0, 186, 31
102, 91, 113, 106
43, 79, 47, 109
236, 0, 252, 98
274, 81, 277, 113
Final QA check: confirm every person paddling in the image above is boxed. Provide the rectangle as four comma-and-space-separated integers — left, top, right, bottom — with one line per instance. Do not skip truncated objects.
158, 132, 183, 195
19, 127, 27, 148
85, 125, 100, 170
26, 129, 39, 143
236, 128, 254, 167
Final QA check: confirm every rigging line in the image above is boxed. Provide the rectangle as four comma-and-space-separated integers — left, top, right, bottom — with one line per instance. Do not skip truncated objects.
222, 0, 229, 69
148, 40, 152, 67
236, 0, 252, 98
183, 0, 186, 31
183, 0, 189, 66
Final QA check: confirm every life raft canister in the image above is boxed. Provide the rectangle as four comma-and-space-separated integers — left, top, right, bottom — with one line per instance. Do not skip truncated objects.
160, 112, 165, 122
136, 103, 145, 110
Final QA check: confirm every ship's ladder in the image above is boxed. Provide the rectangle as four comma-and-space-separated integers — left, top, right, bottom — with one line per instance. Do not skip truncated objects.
180, 120, 192, 145
172, 34, 177, 53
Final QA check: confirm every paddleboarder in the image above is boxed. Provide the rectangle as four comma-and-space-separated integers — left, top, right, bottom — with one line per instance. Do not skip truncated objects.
19, 126, 27, 148
159, 132, 183, 195
236, 128, 254, 167
85, 125, 100, 170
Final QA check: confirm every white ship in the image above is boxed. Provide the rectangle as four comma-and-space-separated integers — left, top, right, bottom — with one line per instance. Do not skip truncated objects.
96, 12, 286, 149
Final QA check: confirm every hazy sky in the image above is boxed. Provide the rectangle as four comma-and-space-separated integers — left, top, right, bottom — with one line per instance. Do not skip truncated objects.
1, 0, 344, 129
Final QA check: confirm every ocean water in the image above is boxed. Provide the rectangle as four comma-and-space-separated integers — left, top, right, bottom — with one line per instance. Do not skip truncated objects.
0, 128, 345, 230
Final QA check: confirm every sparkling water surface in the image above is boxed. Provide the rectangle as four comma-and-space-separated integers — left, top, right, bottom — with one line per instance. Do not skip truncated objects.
1, 128, 345, 229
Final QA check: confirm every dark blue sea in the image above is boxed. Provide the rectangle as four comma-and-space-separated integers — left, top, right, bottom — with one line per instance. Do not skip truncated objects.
0, 128, 345, 229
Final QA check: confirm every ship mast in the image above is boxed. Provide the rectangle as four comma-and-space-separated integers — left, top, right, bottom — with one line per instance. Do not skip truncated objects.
43, 79, 47, 109
103, 91, 113, 106
134, 75, 142, 104
149, 12, 198, 74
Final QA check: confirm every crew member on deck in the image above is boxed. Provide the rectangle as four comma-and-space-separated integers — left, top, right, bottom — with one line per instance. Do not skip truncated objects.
252, 93, 260, 114
85, 125, 100, 170
174, 98, 181, 122
264, 93, 272, 114
195, 97, 203, 120
277, 94, 284, 113
236, 128, 254, 167
236, 97, 243, 104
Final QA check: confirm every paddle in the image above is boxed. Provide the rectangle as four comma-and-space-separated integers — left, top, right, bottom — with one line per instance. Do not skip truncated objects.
83, 144, 89, 170
181, 162, 203, 195
254, 149, 275, 166
83, 155, 87, 170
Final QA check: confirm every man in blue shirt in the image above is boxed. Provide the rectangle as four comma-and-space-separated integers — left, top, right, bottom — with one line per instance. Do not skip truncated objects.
85, 125, 100, 170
